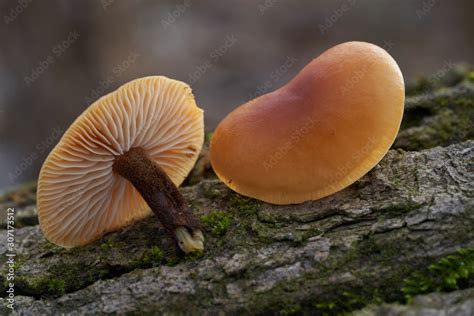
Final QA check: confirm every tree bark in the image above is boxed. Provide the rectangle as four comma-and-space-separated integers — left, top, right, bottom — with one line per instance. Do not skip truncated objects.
0, 138, 472, 315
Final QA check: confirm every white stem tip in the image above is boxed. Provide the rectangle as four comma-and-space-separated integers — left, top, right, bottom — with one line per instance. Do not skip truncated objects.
175, 227, 204, 254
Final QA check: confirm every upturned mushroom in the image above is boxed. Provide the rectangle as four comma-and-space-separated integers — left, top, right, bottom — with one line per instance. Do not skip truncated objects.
37, 76, 205, 253
210, 41, 405, 204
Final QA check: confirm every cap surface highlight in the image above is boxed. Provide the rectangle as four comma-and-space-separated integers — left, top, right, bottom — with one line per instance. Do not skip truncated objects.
210, 42, 405, 205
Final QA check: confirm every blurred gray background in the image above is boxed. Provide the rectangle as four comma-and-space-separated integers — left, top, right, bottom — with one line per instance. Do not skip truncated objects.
1, 0, 473, 190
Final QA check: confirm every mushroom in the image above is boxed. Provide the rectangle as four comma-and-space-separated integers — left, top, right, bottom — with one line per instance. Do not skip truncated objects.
210, 41, 405, 204
37, 76, 205, 253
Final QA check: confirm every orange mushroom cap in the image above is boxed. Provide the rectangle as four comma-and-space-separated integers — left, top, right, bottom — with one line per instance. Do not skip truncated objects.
38, 76, 204, 247
210, 41, 404, 205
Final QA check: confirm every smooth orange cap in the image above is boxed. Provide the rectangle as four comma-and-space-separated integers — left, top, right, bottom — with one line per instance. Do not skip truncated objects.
210, 42, 404, 204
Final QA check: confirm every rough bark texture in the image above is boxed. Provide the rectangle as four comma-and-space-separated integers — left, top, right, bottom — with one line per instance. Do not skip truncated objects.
395, 64, 474, 151
354, 288, 474, 316
0, 66, 473, 315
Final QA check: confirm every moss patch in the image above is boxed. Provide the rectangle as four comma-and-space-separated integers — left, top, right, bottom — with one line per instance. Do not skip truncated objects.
247, 243, 474, 315
100, 239, 115, 251
402, 248, 474, 301
12, 276, 66, 297
314, 289, 383, 315
138, 246, 164, 267
395, 79, 474, 151
229, 194, 262, 216
468, 71, 474, 82
205, 132, 214, 143
201, 210, 232, 236
185, 249, 205, 261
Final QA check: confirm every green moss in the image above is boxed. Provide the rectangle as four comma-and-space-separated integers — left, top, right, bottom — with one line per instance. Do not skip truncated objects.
201, 210, 232, 236
315, 290, 383, 315
395, 78, 474, 151
150, 246, 164, 261
205, 131, 214, 143
438, 109, 473, 145
229, 194, 262, 215
100, 239, 115, 251
402, 248, 474, 302
0, 255, 26, 294
10, 241, 168, 298
13, 255, 26, 271
44, 278, 65, 296
53, 265, 86, 291
185, 249, 205, 261
468, 71, 474, 82
165, 257, 180, 267
396, 106, 473, 151
139, 246, 164, 267
21, 277, 66, 296
314, 301, 335, 313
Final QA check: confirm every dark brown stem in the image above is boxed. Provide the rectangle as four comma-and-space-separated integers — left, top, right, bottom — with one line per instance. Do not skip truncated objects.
112, 147, 203, 253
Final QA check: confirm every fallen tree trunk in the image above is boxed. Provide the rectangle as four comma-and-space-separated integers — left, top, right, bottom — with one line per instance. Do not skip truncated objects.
1, 139, 473, 315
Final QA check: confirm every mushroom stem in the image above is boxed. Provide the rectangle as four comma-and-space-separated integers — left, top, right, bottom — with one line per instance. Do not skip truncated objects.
112, 147, 203, 253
